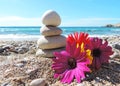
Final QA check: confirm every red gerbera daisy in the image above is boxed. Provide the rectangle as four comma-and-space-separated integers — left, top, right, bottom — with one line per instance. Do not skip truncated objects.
67, 32, 93, 63
67, 32, 90, 47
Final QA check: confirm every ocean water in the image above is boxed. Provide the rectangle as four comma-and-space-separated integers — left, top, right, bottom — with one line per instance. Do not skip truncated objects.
0, 27, 120, 40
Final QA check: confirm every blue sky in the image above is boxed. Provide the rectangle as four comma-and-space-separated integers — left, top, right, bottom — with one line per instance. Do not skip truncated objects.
0, 0, 120, 26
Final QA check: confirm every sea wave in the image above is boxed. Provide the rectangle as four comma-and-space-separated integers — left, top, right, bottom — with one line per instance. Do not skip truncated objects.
61, 34, 118, 38
0, 28, 20, 32
0, 34, 119, 41
0, 34, 40, 41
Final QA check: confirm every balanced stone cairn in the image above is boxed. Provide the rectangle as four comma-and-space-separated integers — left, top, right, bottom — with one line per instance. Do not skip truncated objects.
36, 10, 66, 57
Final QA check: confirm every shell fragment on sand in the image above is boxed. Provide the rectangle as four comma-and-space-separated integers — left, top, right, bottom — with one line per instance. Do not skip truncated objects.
30, 78, 47, 86
40, 26, 62, 36
41, 10, 61, 26
37, 35, 66, 49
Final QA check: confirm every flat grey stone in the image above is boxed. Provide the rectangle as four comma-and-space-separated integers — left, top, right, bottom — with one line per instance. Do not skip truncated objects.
36, 47, 65, 57
40, 26, 62, 36
37, 35, 66, 49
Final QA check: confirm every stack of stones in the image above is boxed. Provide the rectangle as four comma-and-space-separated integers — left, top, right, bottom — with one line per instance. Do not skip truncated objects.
36, 10, 66, 57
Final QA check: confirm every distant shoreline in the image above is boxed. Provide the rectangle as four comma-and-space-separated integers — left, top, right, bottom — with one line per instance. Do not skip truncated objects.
105, 23, 120, 28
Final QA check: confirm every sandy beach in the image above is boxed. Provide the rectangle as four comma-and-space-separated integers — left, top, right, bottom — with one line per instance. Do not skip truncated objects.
0, 36, 120, 86
0, 0, 120, 85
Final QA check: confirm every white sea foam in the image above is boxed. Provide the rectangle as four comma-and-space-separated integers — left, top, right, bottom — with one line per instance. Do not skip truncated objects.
0, 34, 40, 41
63, 34, 118, 38
0, 34, 119, 41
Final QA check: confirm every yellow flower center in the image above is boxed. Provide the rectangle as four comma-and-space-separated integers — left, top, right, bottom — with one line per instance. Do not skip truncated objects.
77, 42, 93, 64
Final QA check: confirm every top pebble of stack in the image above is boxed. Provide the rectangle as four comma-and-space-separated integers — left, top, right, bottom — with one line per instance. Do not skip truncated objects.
41, 10, 61, 26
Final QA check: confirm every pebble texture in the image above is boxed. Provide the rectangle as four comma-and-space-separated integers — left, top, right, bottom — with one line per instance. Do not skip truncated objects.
41, 10, 61, 26
0, 36, 120, 86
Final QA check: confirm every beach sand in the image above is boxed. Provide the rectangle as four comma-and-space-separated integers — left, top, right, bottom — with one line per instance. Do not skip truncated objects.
0, 36, 120, 86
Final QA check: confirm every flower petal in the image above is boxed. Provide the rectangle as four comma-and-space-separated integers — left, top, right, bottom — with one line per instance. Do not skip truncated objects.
73, 47, 81, 58
61, 70, 74, 84
74, 68, 81, 83
54, 74, 59, 78
97, 58, 102, 69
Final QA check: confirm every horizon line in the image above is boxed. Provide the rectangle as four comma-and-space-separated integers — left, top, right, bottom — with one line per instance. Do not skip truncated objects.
0, 26, 104, 28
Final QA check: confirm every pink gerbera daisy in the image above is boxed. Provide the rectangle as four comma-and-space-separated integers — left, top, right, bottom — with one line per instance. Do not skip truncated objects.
52, 41, 91, 84
88, 37, 113, 70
